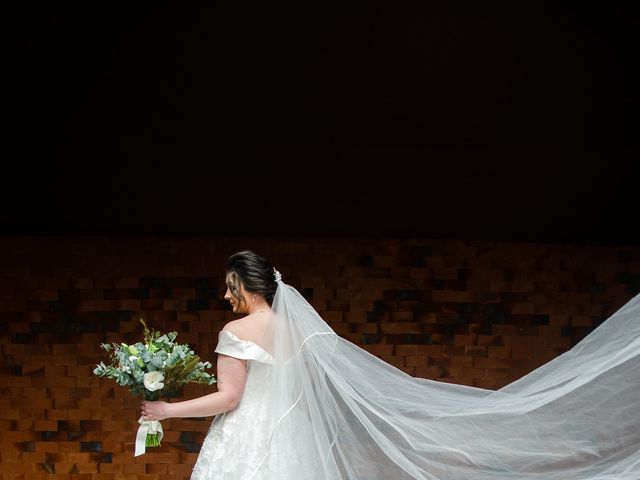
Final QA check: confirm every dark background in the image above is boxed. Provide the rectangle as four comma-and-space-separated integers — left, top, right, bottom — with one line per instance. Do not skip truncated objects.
2, 2, 637, 243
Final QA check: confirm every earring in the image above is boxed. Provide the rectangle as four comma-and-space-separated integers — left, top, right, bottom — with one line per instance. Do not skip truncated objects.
252, 295, 256, 303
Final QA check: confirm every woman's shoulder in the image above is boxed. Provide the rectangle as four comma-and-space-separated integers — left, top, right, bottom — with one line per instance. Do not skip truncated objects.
221, 315, 264, 341
221, 318, 243, 334
217, 316, 274, 362
222, 312, 271, 343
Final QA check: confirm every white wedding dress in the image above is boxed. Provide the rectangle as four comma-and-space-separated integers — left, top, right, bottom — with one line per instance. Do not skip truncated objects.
190, 278, 640, 480
190, 330, 322, 479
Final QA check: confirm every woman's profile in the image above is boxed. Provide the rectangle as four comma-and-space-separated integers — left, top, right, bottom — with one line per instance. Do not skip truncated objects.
141, 249, 640, 479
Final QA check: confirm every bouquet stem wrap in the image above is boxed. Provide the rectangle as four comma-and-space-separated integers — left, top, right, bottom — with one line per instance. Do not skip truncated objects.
135, 416, 164, 457
134, 389, 163, 457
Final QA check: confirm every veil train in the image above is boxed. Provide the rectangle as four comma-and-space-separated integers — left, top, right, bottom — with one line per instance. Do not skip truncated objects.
258, 276, 640, 479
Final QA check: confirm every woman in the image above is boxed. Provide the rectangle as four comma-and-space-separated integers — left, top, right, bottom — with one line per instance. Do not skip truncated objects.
141, 250, 275, 422
142, 250, 640, 479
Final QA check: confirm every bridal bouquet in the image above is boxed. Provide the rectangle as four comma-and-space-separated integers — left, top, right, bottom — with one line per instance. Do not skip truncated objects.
93, 318, 216, 456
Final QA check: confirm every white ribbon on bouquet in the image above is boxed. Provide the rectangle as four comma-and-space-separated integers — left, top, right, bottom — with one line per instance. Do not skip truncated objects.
135, 416, 164, 457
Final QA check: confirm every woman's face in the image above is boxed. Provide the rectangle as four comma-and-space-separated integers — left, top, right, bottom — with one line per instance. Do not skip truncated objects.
224, 272, 250, 314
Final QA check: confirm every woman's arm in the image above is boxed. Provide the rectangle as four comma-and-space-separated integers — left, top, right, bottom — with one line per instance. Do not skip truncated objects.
141, 354, 248, 421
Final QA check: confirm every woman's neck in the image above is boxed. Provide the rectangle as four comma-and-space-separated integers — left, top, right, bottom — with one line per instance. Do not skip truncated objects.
248, 303, 271, 315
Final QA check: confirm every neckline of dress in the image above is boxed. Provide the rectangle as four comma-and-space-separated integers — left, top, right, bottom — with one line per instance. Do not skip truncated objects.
220, 330, 274, 358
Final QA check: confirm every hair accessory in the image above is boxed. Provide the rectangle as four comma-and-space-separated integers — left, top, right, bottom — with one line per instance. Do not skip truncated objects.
273, 268, 282, 282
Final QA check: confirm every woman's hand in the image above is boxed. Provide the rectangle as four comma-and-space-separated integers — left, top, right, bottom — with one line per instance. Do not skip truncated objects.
140, 400, 171, 422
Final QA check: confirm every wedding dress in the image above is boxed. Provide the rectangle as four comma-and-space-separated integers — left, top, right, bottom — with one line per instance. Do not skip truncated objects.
190, 329, 322, 478
191, 273, 640, 479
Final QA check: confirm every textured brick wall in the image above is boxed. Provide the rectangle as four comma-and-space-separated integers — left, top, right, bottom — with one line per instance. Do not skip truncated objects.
1, 236, 639, 479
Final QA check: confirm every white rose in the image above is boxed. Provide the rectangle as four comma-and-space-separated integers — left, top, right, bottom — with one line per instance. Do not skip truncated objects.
143, 371, 165, 392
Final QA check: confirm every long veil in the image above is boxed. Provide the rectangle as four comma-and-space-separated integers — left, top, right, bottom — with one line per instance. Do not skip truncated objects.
258, 276, 640, 479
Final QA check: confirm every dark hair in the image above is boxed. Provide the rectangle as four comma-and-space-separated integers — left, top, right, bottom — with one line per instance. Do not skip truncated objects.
226, 250, 278, 306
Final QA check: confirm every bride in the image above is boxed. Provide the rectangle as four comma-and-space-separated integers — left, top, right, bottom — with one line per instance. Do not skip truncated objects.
141, 250, 640, 479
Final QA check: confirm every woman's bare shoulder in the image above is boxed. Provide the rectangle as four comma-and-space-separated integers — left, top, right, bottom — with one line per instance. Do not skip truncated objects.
222, 313, 270, 342
221, 319, 244, 336
221, 315, 257, 336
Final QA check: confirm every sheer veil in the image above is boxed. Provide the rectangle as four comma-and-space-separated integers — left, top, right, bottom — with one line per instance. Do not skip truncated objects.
257, 271, 640, 479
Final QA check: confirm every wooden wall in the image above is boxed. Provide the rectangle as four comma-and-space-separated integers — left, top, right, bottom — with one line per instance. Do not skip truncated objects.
1, 236, 639, 479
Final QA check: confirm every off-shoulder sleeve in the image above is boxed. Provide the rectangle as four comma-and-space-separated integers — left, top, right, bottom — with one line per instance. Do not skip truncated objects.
215, 330, 275, 364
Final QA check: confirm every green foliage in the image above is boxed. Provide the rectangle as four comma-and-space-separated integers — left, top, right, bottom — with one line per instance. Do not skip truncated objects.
93, 318, 217, 399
